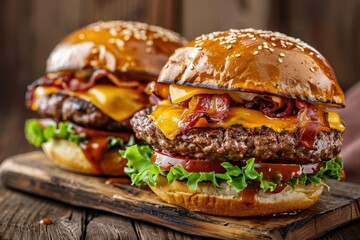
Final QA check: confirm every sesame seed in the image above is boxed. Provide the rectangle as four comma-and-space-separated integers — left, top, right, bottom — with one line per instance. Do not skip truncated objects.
116, 39, 124, 48
90, 60, 99, 66
279, 53, 285, 57
254, 51, 259, 55
90, 48, 99, 54
227, 45, 232, 49
189, 63, 195, 70
164, 64, 169, 69
196, 47, 203, 50
271, 43, 276, 47
269, 48, 274, 52
146, 40, 153, 46
258, 46, 262, 50
310, 67, 315, 72
278, 58, 283, 63
122, 62, 130, 70
252, 37, 257, 40
145, 47, 152, 53
108, 38, 116, 44
309, 52, 314, 56
296, 45, 304, 51
220, 41, 226, 45
235, 53, 241, 58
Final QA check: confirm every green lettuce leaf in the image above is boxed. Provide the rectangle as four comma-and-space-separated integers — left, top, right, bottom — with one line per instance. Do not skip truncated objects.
121, 144, 163, 186
25, 119, 83, 146
25, 119, 133, 149
123, 144, 344, 193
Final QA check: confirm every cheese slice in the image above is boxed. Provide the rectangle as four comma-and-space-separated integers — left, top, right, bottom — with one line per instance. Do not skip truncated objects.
31, 86, 60, 111
149, 100, 345, 140
32, 85, 145, 122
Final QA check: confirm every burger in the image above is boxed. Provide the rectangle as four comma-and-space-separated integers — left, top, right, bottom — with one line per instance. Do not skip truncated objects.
122, 29, 345, 216
25, 21, 186, 176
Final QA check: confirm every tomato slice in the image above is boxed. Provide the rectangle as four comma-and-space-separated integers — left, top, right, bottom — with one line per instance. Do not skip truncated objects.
38, 118, 132, 140
152, 152, 324, 182
153, 152, 226, 173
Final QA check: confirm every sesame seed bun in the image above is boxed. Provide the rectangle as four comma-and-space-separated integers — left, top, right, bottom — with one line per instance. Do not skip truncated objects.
150, 175, 323, 217
42, 139, 127, 176
26, 21, 187, 176
47, 21, 187, 77
158, 29, 344, 107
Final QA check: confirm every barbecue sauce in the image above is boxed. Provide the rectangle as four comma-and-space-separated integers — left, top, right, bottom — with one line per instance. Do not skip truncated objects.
105, 178, 132, 185
72, 123, 132, 174
80, 137, 109, 173
241, 182, 260, 206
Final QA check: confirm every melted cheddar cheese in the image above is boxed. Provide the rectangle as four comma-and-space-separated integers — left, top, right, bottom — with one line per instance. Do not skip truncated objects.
149, 100, 345, 140
32, 85, 145, 122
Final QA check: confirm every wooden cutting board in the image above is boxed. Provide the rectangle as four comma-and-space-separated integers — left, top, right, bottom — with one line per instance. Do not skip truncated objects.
1, 151, 360, 240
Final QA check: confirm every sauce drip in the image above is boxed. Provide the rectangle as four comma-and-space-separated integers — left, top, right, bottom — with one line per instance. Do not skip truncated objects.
105, 178, 132, 185
40, 217, 53, 225
241, 182, 259, 206
80, 137, 109, 174
38, 119, 132, 174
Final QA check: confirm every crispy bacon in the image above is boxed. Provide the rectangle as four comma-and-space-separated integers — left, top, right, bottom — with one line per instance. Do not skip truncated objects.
26, 69, 145, 108
58, 69, 142, 91
295, 100, 330, 149
244, 96, 295, 118
179, 94, 230, 134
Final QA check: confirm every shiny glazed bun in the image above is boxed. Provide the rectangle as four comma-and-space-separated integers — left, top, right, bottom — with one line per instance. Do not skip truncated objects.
126, 29, 345, 217
159, 29, 344, 107
25, 21, 187, 176
150, 176, 323, 217
47, 21, 187, 76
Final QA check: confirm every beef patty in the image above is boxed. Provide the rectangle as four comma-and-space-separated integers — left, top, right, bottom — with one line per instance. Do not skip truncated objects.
36, 93, 132, 131
131, 108, 343, 164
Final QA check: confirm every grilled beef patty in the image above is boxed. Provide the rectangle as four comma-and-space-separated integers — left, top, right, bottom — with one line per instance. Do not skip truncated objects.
35, 93, 132, 131
131, 108, 342, 164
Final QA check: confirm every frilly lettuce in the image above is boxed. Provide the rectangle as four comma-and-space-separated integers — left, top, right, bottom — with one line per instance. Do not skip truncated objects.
25, 119, 132, 149
122, 145, 344, 192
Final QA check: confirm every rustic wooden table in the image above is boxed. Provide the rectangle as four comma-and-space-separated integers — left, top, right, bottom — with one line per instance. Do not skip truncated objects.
1, 100, 360, 240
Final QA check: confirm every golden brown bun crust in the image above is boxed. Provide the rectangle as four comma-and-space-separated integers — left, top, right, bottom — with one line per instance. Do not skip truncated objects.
150, 175, 323, 217
42, 139, 127, 176
47, 21, 187, 76
158, 29, 344, 107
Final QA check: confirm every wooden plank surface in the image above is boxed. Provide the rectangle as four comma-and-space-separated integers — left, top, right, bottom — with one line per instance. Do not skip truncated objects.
1, 152, 360, 240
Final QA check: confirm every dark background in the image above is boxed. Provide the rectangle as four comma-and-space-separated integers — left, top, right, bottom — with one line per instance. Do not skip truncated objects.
0, 0, 359, 169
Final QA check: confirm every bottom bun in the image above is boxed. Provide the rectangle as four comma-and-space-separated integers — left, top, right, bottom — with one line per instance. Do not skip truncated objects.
42, 139, 127, 176
150, 175, 323, 216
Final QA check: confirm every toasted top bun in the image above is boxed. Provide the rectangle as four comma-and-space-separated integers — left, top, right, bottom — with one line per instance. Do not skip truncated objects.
158, 29, 345, 107
47, 21, 187, 77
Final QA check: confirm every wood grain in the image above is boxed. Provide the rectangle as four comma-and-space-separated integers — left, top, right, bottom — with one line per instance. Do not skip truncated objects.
1, 152, 360, 240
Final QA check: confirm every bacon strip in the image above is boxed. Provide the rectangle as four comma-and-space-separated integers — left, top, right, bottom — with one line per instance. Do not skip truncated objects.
60, 69, 141, 91
295, 100, 330, 149
179, 94, 230, 134
244, 96, 295, 118
26, 69, 145, 108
